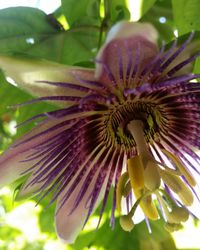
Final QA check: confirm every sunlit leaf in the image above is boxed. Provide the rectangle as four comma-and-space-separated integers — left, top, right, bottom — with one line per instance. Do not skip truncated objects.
0, 72, 55, 138
0, 7, 56, 53
0, 225, 21, 250
140, 0, 157, 17
108, 0, 130, 23
0, 7, 99, 65
74, 219, 177, 250
61, 0, 100, 26
38, 198, 56, 235
172, 0, 200, 35
194, 57, 200, 75
140, 0, 174, 42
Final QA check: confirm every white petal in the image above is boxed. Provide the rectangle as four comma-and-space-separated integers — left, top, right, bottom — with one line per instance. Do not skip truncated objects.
0, 56, 96, 105
0, 118, 69, 189
106, 21, 158, 45
55, 172, 105, 243
95, 21, 158, 79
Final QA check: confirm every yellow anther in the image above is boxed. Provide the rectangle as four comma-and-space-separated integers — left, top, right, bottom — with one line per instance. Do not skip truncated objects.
127, 156, 144, 191
127, 121, 161, 191
134, 190, 159, 220
178, 188, 194, 206
159, 169, 182, 193
162, 149, 196, 187
144, 160, 161, 191
164, 222, 183, 232
116, 172, 129, 213
123, 181, 132, 197
119, 215, 135, 232
169, 207, 189, 223
159, 170, 194, 206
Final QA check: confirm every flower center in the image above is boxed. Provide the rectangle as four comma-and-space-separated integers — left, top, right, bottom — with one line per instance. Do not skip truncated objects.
105, 101, 161, 150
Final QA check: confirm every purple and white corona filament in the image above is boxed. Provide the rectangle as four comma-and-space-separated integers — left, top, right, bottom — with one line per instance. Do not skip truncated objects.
0, 21, 200, 242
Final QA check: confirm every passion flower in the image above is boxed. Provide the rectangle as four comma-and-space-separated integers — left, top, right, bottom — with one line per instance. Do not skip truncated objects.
0, 21, 200, 243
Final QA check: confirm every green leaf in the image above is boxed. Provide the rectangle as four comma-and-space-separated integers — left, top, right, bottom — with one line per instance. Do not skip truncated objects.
193, 57, 200, 76
0, 225, 21, 241
74, 219, 177, 250
0, 73, 55, 139
0, 7, 99, 65
21, 241, 45, 250
172, 0, 200, 35
141, 0, 157, 17
108, 0, 130, 23
37, 197, 56, 235
26, 27, 99, 65
140, 0, 174, 42
73, 189, 176, 250
0, 7, 56, 53
61, 0, 100, 26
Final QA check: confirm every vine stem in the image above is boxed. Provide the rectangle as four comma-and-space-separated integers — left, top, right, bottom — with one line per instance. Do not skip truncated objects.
98, 0, 111, 49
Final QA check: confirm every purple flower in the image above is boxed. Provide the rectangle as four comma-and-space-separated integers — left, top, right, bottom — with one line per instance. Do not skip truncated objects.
0, 21, 200, 242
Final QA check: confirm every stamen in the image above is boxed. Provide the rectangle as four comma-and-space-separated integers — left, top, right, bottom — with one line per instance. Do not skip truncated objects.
119, 189, 158, 232
127, 156, 144, 190
134, 190, 159, 220
116, 172, 129, 212
144, 160, 160, 191
164, 222, 183, 232
127, 120, 161, 191
123, 181, 132, 197
169, 207, 189, 223
159, 169, 194, 206
156, 190, 189, 224
119, 215, 135, 232
162, 149, 196, 187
